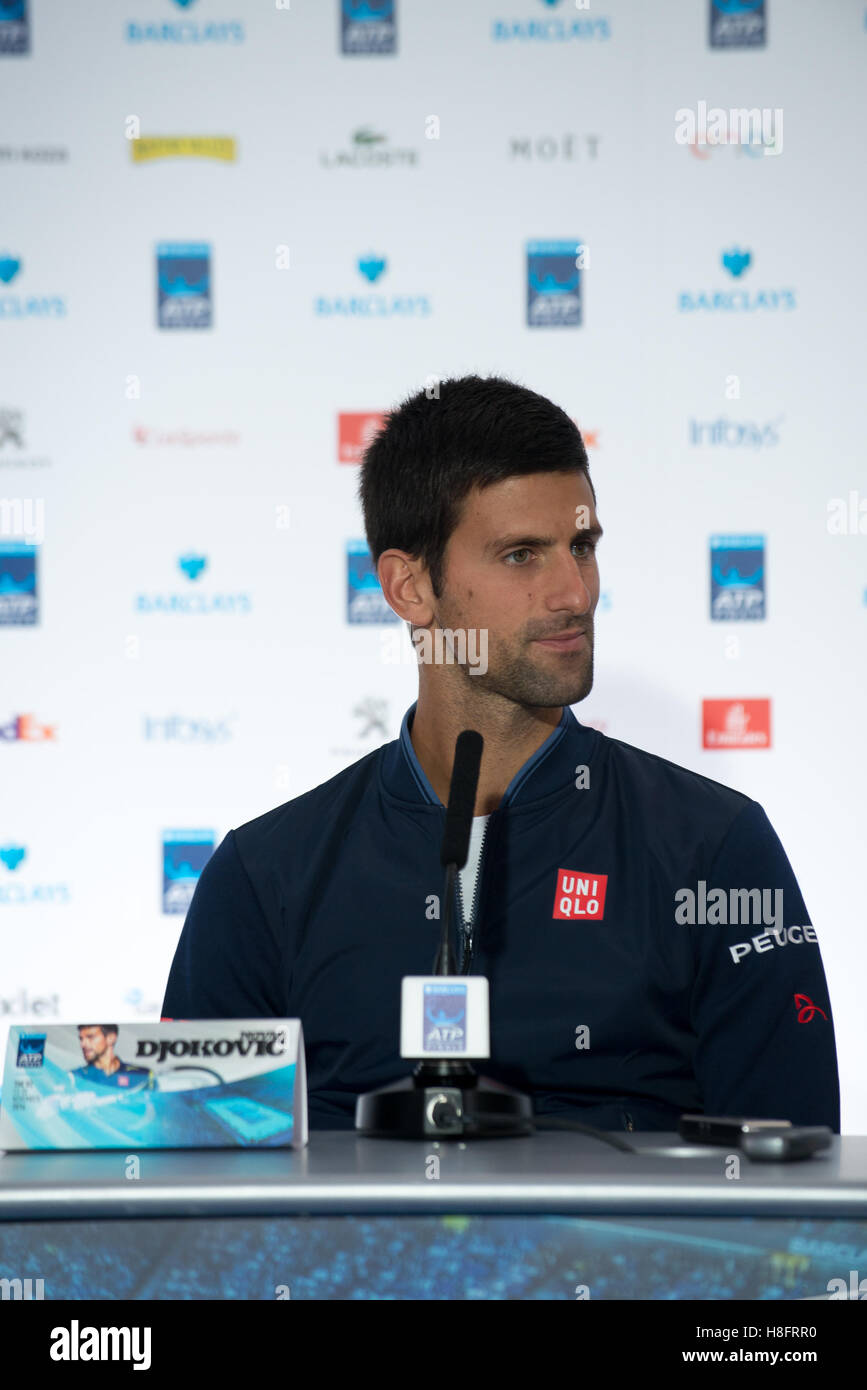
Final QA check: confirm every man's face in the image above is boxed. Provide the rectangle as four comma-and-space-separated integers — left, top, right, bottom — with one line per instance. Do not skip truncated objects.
78, 1027, 112, 1064
429, 471, 601, 708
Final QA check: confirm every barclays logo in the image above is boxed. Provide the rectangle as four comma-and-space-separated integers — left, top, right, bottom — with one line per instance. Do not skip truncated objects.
135, 556, 251, 615
126, 0, 244, 45
679, 249, 796, 313
178, 552, 207, 581
0, 252, 66, 320
492, 1, 611, 43
0, 846, 70, 906
315, 255, 431, 317
358, 253, 386, 283
722, 246, 751, 277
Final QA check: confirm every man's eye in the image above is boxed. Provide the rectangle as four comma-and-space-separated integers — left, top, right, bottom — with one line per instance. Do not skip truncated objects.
574, 540, 597, 557
505, 549, 533, 565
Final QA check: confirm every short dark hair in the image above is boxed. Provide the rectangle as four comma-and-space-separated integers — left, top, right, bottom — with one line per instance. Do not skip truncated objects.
78, 1024, 117, 1036
358, 373, 594, 599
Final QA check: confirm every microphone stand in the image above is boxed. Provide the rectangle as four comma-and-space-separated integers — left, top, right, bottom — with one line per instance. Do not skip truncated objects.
355, 735, 533, 1139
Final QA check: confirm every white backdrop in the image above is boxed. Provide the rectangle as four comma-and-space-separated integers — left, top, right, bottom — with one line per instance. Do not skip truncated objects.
1, 0, 865, 1129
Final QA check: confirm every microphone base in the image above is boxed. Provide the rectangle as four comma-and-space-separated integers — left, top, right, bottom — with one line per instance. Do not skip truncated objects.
355, 1069, 533, 1139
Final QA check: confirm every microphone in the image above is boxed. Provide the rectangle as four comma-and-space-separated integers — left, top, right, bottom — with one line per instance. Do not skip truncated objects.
355, 729, 532, 1140
433, 729, 483, 976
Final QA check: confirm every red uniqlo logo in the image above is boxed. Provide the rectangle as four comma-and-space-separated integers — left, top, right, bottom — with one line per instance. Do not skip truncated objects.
702, 699, 771, 750
338, 411, 386, 464
553, 870, 608, 921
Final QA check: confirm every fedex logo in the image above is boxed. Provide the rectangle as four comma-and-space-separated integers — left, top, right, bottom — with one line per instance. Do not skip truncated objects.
553, 870, 607, 920
0, 714, 58, 741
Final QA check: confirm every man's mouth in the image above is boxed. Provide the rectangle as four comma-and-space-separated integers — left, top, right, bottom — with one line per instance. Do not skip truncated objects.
534, 629, 587, 651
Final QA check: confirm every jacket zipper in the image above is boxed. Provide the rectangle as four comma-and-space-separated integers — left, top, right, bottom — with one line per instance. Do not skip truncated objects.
454, 818, 489, 973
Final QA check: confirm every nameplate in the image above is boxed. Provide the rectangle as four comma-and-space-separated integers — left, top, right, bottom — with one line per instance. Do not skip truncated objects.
0, 1019, 306, 1150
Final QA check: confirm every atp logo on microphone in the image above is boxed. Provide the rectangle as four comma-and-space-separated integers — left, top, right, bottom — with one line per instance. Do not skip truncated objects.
423, 983, 467, 1053
553, 870, 608, 920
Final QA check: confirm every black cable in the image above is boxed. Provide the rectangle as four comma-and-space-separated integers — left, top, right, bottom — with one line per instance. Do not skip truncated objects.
530, 1114, 637, 1153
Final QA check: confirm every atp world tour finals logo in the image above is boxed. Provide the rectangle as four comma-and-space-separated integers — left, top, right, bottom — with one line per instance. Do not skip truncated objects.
16, 1033, 46, 1069
346, 540, 399, 624
710, 535, 766, 620
0, 0, 29, 54
156, 243, 212, 329
709, 0, 766, 50
341, 0, 397, 55
0, 543, 37, 625
526, 241, 583, 327
423, 983, 466, 1053
162, 830, 214, 914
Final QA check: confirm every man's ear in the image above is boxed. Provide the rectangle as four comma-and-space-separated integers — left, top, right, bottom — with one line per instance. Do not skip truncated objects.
377, 549, 435, 627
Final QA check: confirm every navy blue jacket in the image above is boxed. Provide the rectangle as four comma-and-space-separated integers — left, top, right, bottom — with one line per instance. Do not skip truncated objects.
162, 702, 840, 1133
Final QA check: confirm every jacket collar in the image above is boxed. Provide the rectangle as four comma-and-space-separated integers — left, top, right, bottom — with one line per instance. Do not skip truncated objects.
381, 699, 598, 808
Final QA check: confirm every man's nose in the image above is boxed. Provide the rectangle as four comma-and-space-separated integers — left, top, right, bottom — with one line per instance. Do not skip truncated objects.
546, 549, 595, 613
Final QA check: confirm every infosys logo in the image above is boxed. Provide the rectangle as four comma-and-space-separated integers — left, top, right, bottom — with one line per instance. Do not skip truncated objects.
143, 714, 237, 742
689, 416, 783, 448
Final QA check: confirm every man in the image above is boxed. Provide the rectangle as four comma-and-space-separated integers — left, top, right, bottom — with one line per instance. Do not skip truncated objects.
163, 374, 840, 1133
70, 1024, 156, 1093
